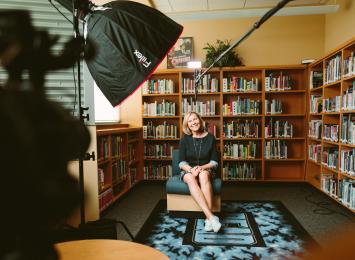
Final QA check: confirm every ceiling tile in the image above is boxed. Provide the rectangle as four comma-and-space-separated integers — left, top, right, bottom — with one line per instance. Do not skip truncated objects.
153, 0, 173, 12
207, 0, 245, 10
244, 0, 322, 8
169, 0, 208, 12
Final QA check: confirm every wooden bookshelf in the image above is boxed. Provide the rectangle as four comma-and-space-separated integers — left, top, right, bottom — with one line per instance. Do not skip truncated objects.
96, 125, 143, 213
307, 37, 355, 213
142, 65, 307, 182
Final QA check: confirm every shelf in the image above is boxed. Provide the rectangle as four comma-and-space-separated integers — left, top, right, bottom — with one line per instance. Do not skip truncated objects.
142, 116, 179, 119
322, 140, 339, 145
265, 113, 305, 117
340, 142, 355, 148
144, 138, 180, 141
98, 184, 111, 195
142, 93, 179, 97
308, 137, 322, 142
129, 159, 139, 166
322, 112, 340, 115
309, 113, 322, 116
200, 115, 220, 118
182, 92, 221, 95
144, 157, 172, 161
323, 79, 342, 88
223, 158, 262, 161
265, 158, 305, 162
97, 126, 143, 214
223, 137, 262, 140
98, 158, 110, 165
308, 159, 321, 166
318, 188, 355, 213
145, 66, 308, 182
128, 138, 139, 143
222, 91, 262, 95
339, 171, 355, 180
342, 73, 355, 81
265, 90, 306, 94
310, 86, 323, 92
341, 110, 355, 114
265, 137, 304, 140
321, 165, 338, 174
223, 114, 262, 118
307, 38, 355, 213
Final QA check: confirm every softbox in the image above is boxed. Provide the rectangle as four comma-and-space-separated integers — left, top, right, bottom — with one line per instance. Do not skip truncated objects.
82, 1, 183, 106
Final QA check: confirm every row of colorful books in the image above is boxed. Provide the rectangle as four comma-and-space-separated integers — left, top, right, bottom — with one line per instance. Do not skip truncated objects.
309, 95, 322, 114
223, 141, 257, 159
265, 73, 293, 91
309, 120, 322, 139
182, 74, 219, 94
309, 70, 323, 89
264, 140, 288, 159
143, 121, 178, 139
143, 164, 172, 180
112, 160, 127, 186
322, 148, 338, 170
142, 79, 174, 94
265, 99, 283, 114
222, 98, 260, 116
343, 52, 355, 78
324, 54, 341, 84
323, 96, 341, 113
265, 119, 293, 138
223, 120, 259, 138
341, 114, 355, 145
323, 124, 339, 143
222, 76, 259, 92
181, 98, 216, 116
222, 162, 257, 180
144, 143, 174, 158
308, 144, 321, 163
340, 149, 355, 177
341, 82, 355, 110
143, 100, 176, 116
321, 174, 337, 198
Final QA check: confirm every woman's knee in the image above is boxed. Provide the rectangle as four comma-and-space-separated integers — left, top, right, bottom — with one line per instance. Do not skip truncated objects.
183, 173, 197, 184
199, 170, 210, 184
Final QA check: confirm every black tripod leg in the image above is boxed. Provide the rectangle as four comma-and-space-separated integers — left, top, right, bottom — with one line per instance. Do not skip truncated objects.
116, 221, 135, 241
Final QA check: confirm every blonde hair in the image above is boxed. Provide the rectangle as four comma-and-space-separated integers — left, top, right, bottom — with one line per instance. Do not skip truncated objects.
182, 111, 205, 135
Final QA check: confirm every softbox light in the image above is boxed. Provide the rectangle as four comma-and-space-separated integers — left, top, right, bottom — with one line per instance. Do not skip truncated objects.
54, 0, 183, 106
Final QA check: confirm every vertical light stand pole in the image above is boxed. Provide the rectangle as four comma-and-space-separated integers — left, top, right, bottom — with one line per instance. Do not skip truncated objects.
72, 0, 89, 226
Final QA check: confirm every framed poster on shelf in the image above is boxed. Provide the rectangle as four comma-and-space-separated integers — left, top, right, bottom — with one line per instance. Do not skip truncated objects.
167, 37, 193, 69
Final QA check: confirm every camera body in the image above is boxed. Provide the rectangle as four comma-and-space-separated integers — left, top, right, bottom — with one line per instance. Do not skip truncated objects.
0, 9, 91, 260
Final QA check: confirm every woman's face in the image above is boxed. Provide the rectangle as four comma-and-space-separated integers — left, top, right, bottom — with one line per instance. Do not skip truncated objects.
187, 113, 200, 132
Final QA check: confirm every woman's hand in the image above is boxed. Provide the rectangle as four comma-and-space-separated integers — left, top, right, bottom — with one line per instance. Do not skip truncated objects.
191, 166, 202, 177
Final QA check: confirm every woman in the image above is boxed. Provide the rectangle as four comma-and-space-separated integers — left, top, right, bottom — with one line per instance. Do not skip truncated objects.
179, 111, 221, 232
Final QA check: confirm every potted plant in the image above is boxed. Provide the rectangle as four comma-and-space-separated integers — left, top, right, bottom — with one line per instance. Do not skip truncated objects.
203, 39, 244, 67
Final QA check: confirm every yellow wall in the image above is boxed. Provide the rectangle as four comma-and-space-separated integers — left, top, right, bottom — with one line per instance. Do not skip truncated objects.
325, 0, 355, 52
120, 14, 325, 126
96, 1, 354, 126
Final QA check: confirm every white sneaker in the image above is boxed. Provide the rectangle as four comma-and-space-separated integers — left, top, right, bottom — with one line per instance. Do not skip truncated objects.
204, 219, 213, 232
210, 216, 222, 233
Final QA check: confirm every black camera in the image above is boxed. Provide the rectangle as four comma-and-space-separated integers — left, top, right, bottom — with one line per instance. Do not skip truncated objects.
0, 9, 91, 260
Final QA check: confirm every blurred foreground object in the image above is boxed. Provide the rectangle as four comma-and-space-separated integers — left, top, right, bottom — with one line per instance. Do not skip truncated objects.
0, 9, 90, 260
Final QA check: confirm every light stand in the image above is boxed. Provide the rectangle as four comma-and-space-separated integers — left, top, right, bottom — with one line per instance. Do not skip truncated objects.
69, 0, 134, 241
72, 0, 90, 226
194, 0, 295, 100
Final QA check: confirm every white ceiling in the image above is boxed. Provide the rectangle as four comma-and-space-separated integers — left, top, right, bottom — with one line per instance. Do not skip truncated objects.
148, 0, 339, 21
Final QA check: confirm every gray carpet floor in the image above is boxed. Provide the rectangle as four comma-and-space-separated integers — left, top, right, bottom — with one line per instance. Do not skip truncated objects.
102, 181, 355, 247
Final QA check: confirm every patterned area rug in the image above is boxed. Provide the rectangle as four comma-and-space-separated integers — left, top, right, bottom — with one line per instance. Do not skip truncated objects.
135, 200, 317, 259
